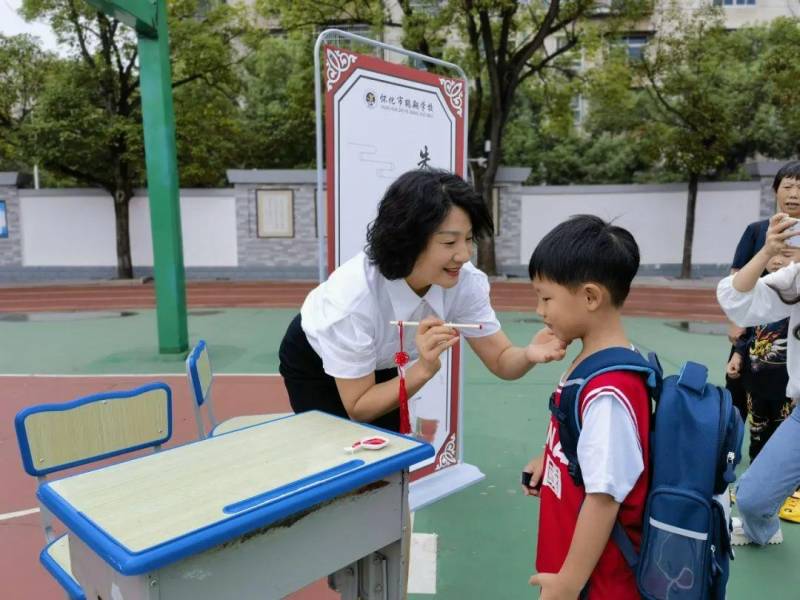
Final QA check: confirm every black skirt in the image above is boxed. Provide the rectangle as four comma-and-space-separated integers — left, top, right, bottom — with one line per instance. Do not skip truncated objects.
278, 314, 400, 432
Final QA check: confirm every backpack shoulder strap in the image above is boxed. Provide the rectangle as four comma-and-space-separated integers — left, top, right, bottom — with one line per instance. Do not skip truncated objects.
552, 347, 661, 487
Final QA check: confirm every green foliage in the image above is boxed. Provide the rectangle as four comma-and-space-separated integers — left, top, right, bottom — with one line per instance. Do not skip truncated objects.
2, 0, 251, 189
238, 33, 317, 169
0, 34, 55, 172
0, 0, 259, 275
581, 7, 800, 180
174, 81, 246, 186
514, 8, 800, 186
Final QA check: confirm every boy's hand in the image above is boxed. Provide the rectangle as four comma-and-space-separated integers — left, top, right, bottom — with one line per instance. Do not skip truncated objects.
526, 327, 567, 365
528, 572, 581, 600
726, 353, 742, 379
521, 454, 545, 497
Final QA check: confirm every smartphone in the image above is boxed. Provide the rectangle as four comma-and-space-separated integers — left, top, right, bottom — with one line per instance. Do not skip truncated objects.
786, 218, 800, 248
521, 470, 542, 491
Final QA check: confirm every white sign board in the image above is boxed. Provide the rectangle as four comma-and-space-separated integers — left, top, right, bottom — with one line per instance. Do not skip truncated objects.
325, 47, 478, 496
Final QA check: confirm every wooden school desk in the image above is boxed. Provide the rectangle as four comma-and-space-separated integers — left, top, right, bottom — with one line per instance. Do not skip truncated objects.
37, 411, 434, 599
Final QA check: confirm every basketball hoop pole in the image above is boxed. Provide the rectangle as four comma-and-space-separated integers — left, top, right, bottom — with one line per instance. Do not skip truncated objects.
85, 0, 188, 354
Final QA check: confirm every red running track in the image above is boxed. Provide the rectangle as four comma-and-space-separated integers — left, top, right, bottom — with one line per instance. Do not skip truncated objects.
0, 280, 726, 321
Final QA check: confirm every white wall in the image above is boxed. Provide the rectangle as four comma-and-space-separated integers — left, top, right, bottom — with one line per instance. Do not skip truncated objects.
20, 191, 238, 267
519, 183, 761, 266
21, 192, 117, 266
130, 194, 237, 267
18, 182, 762, 270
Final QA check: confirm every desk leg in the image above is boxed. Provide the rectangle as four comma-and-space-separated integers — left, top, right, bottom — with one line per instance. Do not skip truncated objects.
329, 562, 359, 599
333, 470, 410, 600
69, 535, 157, 600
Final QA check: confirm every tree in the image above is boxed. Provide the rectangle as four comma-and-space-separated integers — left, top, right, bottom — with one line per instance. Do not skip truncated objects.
238, 33, 317, 169
0, 35, 57, 175
1, 0, 251, 278
578, 5, 800, 277
732, 17, 800, 163
628, 5, 780, 278
258, 0, 650, 274
501, 79, 656, 185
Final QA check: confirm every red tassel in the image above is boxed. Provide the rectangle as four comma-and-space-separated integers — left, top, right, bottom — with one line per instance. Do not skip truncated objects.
395, 321, 411, 434
398, 374, 410, 434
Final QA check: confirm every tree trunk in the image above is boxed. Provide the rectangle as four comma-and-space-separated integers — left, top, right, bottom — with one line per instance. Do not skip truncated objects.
113, 188, 134, 279
680, 172, 699, 279
474, 113, 507, 275
474, 165, 498, 275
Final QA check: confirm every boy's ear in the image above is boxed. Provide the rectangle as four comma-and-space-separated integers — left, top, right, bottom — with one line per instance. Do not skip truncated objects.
583, 283, 604, 311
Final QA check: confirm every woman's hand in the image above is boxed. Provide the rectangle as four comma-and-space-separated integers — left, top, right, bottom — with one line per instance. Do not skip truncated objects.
526, 327, 568, 365
733, 214, 797, 293
764, 213, 797, 257
415, 317, 459, 378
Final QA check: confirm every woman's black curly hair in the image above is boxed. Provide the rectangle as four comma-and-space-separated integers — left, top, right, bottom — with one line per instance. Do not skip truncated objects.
365, 169, 493, 280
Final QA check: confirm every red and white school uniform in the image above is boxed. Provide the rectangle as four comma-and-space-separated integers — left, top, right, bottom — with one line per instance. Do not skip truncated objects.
536, 370, 651, 599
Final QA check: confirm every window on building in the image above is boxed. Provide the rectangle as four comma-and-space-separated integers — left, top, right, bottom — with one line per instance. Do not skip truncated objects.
571, 94, 586, 127
713, 0, 756, 5
618, 34, 649, 62
409, 0, 445, 15
319, 23, 377, 49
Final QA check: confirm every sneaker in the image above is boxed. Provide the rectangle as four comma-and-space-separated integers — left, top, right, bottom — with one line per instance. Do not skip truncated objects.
778, 492, 800, 523
730, 517, 783, 546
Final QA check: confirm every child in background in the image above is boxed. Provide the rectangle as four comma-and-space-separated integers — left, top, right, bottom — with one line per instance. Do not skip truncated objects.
726, 249, 797, 461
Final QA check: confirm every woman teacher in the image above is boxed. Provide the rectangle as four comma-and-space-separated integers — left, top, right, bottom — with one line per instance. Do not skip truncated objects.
279, 169, 564, 431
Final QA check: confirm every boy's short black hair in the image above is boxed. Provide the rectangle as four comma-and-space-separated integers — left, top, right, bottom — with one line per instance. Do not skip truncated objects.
773, 160, 800, 192
366, 169, 493, 279
528, 215, 640, 307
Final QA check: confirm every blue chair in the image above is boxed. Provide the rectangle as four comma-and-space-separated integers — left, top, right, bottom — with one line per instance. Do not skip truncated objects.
186, 339, 290, 438
14, 382, 173, 600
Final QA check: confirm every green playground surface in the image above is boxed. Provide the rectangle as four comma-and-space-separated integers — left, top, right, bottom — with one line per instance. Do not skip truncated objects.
1, 308, 797, 597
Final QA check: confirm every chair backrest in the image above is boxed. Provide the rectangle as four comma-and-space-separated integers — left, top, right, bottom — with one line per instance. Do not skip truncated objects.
15, 382, 173, 478
186, 339, 216, 438
15, 382, 172, 545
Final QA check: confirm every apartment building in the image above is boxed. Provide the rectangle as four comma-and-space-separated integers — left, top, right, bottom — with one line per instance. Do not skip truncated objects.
556, 0, 800, 123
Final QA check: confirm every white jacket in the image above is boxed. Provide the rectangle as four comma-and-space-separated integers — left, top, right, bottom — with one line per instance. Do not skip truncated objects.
717, 262, 800, 400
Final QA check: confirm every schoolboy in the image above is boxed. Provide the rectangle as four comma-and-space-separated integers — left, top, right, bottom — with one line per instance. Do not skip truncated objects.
523, 215, 649, 600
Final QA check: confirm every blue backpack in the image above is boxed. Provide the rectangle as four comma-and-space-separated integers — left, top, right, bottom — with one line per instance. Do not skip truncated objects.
553, 347, 745, 600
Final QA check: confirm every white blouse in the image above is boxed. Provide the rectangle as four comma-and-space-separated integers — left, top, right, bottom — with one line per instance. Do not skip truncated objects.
300, 252, 501, 379
717, 262, 800, 400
